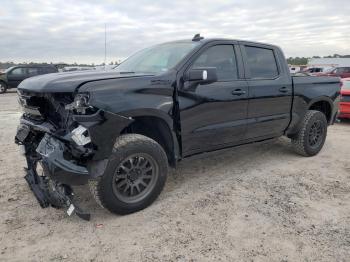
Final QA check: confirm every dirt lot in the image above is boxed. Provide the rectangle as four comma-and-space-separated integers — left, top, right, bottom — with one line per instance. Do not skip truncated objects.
0, 90, 349, 262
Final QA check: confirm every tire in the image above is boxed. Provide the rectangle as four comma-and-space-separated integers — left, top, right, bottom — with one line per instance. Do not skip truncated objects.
0, 81, 7, 94
89, 134, 168, 215
291, 110, 328, 156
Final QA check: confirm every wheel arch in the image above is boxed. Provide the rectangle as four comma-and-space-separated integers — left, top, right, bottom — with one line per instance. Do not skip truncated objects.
120, 110, 180, 167
0, 79, 8, 91
307, 96, 333, 123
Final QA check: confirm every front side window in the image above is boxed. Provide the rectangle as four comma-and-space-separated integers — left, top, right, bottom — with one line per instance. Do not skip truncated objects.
245, 46, 279, 79
191, 45, 238, 81
9, 68, 25, 75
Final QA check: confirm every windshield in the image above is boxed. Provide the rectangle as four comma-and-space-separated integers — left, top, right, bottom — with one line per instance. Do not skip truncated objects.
4, 67, 15, 73
115, 42, 199, 74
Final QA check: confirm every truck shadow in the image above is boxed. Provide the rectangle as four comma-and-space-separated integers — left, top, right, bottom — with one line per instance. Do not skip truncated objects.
337, 119, 350, 125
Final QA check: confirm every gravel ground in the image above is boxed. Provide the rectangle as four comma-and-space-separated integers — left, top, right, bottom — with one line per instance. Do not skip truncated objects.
0, 90, 349, 262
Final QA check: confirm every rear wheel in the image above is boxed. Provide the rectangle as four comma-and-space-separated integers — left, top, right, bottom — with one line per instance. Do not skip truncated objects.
0, 81, 7, 94
89, 134, 168, 215
291, 110, 328, 156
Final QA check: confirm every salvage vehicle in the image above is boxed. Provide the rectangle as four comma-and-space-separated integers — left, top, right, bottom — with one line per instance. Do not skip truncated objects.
339, 78, 350, 119
317, 67, 350, 78
0, 65, 58, 94
15, 34, 340, 220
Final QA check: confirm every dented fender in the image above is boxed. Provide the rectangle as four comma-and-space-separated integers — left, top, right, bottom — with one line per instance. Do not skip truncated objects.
73, 110, 133, 160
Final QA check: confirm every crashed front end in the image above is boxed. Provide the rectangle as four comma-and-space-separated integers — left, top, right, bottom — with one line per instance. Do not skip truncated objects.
15, 90, 132, 220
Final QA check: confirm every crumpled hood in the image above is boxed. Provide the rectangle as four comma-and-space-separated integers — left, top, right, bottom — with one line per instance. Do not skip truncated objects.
17, 70, 152, 93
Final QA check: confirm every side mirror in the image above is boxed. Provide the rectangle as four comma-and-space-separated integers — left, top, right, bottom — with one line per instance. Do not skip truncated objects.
185, 67, 218, 85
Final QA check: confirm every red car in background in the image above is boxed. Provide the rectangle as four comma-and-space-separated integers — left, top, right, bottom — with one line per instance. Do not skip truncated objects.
339, 78, 350, 119
318, 67, 350, 78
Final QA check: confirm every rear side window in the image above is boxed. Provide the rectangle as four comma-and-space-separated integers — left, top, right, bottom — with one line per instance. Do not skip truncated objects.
335, 67, 350, 74
245, 46, 279, 79
46, 67, 57, 73
27, 68, 39, 75
191, 45, 238, 81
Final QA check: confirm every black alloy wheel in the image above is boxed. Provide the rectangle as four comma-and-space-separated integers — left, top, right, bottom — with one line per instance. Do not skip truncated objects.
112, 153, 159, 203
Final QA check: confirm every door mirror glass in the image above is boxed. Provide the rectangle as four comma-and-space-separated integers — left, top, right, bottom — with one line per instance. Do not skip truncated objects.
185, 67, 218, 84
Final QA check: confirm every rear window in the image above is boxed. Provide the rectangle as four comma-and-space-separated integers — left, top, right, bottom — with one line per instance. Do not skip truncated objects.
245, 46, 279, 79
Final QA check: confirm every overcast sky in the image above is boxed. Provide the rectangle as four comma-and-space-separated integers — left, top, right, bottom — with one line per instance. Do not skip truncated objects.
1, 0, 349, 64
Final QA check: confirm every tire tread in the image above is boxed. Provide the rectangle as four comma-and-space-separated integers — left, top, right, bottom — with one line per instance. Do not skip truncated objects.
292, 110, 327, 156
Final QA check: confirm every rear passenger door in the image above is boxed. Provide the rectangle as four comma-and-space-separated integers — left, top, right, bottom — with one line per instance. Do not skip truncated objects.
241, 43, 292, 139
27, 67, 40, 77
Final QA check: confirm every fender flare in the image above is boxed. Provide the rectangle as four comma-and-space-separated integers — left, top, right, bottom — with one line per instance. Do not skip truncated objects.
307, 96, 333, 111
120, 108, 181, 165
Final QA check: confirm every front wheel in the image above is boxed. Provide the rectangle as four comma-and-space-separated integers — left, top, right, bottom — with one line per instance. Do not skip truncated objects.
291, 110, 328, 156
89, 134, 168, 215
0, 81, 7, 94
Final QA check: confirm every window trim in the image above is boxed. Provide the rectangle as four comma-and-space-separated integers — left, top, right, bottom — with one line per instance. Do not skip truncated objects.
241, 44, 281, 80
184, 43, 242, 83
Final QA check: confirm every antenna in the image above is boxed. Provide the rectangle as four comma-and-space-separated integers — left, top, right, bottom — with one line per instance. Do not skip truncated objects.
192, 33, 204, 41
104, 23, 107, 69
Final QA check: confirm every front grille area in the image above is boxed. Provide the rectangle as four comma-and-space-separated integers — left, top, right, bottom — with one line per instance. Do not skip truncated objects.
18, 90, 74, 128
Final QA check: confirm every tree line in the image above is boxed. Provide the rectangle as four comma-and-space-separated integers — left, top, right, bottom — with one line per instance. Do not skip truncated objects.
2, 54, 350, 69
287, 54, 350, 65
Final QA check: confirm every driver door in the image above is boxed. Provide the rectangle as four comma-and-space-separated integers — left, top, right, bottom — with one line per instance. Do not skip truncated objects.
178, 43, 249, 156
7, 67, 27, 88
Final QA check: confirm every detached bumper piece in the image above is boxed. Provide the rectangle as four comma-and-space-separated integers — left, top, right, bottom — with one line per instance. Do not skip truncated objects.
16, 125, 91, 221
24, 168, 90, 221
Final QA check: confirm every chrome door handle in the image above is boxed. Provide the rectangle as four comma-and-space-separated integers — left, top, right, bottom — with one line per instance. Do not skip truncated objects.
231, 89, 246, 96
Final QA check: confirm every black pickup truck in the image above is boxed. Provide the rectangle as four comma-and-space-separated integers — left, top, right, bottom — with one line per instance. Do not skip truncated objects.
15, 35, 340, 220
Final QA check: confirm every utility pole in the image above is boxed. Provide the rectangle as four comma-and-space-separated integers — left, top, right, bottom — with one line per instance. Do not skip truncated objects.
104, 23, 107, 69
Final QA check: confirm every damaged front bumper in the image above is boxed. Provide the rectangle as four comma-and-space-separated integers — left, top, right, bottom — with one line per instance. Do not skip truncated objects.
15, 109, 133, 220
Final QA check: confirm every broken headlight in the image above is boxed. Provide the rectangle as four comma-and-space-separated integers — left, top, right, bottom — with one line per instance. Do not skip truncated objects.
66, 93, 95, 114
